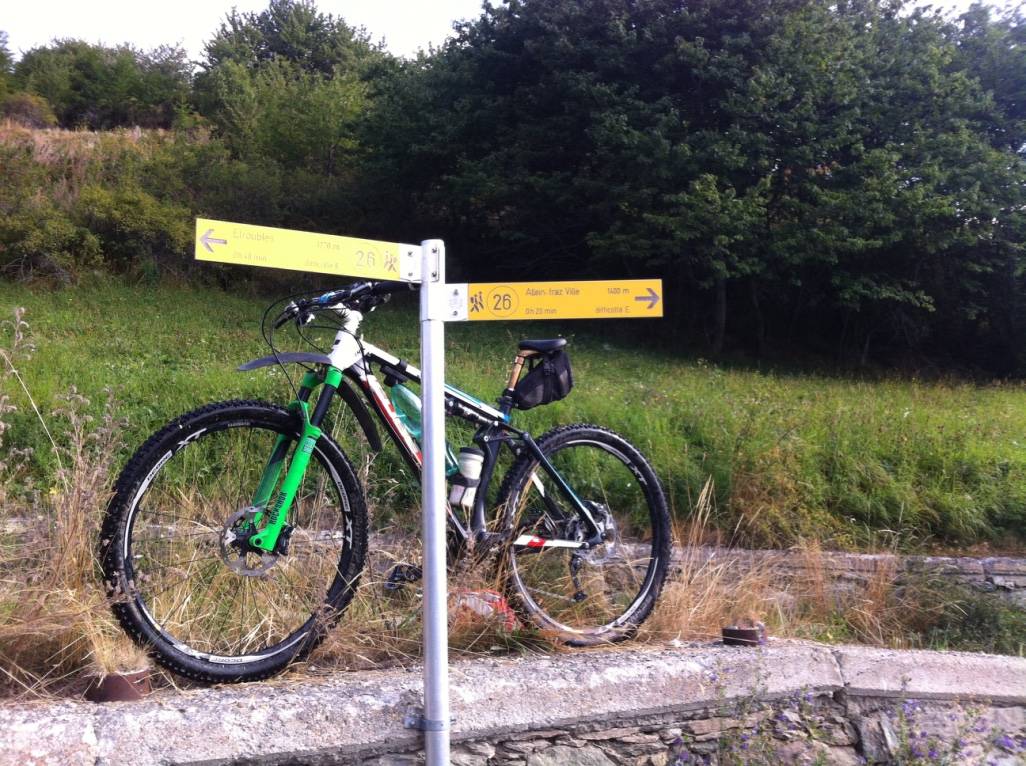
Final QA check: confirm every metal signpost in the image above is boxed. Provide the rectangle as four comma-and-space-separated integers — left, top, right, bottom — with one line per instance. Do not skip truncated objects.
195, 219, 663, 766
418, 240, 451, 763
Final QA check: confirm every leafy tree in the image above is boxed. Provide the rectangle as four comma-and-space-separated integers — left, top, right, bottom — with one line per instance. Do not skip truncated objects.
13, 40, 190, 128
371, 0, 1026, 368
194, 0, 390, 115
207, 58, 366, 175
0, 31, 12, 100
202, 0, 381, 75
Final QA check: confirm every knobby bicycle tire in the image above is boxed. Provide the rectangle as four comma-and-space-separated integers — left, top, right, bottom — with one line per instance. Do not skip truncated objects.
496, 424, 671, 645
100, 400, 368, 683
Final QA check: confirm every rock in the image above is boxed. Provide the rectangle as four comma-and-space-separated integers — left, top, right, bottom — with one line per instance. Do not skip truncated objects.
856, 714, 890, 763
774, 740, 861, 765
527, 745, 617, 766
815, 719, 858, 746
579, 727, 643, 740
451, 751, 489, 766
460, 741, 497, 757
503, 738, 554, 754
617, 733, 663, 745
364, 755, 423, 766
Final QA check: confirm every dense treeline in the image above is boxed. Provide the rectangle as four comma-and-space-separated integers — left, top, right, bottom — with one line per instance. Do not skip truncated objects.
1, 0, 1025, 372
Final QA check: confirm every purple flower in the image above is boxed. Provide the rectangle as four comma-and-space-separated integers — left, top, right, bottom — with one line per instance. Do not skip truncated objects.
929, 747, 939, 758
994, 733, 1016, 751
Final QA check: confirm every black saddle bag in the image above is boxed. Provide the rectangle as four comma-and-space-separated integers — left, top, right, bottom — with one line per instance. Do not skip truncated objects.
513, 349, 574, 410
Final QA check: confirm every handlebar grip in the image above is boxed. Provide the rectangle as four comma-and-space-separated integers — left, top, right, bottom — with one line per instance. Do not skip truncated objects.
370, 281, 417, 296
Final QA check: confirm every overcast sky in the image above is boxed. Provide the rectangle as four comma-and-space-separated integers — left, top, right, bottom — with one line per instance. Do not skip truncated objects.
4, 0, 1019, 63
5, 1, 488, 61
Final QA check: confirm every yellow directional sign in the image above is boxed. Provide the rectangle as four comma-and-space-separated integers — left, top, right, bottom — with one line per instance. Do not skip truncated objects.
194, 218, 421, 282
455, 279, 663, 321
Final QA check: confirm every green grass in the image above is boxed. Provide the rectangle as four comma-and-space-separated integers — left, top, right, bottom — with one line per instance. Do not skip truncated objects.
3, 278, 1026, 550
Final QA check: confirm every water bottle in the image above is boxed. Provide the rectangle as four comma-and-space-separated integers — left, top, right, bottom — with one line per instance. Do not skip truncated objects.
449, 447, 485, 511
389, 383, 423, 442
388, 383, 458, 475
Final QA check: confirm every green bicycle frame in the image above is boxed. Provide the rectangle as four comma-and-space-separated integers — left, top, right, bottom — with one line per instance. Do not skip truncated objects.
247, 366, 342, 552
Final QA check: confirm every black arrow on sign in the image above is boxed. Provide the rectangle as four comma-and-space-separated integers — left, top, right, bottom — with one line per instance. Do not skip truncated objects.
200, 228, 228, 253
634, 287, 660, 310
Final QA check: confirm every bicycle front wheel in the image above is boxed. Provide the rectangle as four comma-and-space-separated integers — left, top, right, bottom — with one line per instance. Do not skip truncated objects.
101, 400, 368, 682
496, 424, 670, 645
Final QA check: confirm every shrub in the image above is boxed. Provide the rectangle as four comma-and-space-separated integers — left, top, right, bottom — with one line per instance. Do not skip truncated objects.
75, 185, 191, 277
0, 203, 100, 280
1, 91, 57, 128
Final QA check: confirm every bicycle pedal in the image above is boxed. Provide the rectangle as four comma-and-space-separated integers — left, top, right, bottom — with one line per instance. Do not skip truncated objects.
384, 564, 423, 592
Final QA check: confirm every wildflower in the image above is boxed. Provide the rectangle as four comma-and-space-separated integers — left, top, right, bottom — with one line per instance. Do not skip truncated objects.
993, 733, 1016, 751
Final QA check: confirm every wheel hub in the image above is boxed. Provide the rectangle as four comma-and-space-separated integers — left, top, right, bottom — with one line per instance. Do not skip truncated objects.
220, 507, 278, 576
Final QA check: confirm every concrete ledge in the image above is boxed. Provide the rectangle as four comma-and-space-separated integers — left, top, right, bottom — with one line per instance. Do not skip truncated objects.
835, 646, 1026, 705
2, 643, 1024, 765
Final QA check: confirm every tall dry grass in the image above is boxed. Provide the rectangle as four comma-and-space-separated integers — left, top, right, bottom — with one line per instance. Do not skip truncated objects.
0, 308, 148, 696
643, 478, 952, 649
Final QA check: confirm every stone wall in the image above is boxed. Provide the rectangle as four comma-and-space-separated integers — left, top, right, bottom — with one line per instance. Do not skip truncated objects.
674, 546, 1026, 607
438, 694, 1024, 766
3, 643, 1024, 765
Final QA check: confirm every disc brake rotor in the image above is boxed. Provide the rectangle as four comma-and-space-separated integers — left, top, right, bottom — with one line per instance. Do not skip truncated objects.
220, 507, 278, 576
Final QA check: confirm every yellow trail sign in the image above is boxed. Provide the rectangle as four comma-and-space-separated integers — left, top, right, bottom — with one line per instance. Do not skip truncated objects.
453, 279, 663, 321
194, 218, 421, 282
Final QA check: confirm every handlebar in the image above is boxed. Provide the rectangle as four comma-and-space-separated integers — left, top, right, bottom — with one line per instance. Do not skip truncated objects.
273, 280, 417, 329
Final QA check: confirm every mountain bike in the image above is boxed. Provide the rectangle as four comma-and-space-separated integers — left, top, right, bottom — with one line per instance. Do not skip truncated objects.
100, 280, 671, 682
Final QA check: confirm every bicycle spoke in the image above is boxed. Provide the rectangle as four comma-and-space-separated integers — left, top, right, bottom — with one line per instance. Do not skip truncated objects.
116, 415, 358, 661
503, 430, 667, 639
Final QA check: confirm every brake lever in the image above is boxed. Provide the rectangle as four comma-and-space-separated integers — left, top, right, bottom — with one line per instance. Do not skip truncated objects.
273, 301, 299, 329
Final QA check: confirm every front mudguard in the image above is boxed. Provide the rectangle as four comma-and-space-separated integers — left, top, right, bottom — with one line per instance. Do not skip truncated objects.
237, 354, 382, 453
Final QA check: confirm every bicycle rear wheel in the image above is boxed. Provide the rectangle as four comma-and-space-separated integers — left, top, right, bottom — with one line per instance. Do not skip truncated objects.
496, 424, 670, 644
100, 400, 368, 682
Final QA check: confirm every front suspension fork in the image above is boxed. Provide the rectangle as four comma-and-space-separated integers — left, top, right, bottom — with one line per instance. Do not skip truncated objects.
248, 366, 342, 552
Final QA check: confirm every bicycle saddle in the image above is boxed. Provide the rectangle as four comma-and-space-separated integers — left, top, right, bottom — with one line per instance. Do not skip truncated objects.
518, 338, 567, 353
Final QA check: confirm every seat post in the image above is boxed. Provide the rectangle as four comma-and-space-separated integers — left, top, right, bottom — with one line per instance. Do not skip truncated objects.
506, 351, 535, 391
499, 350, 536, 417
